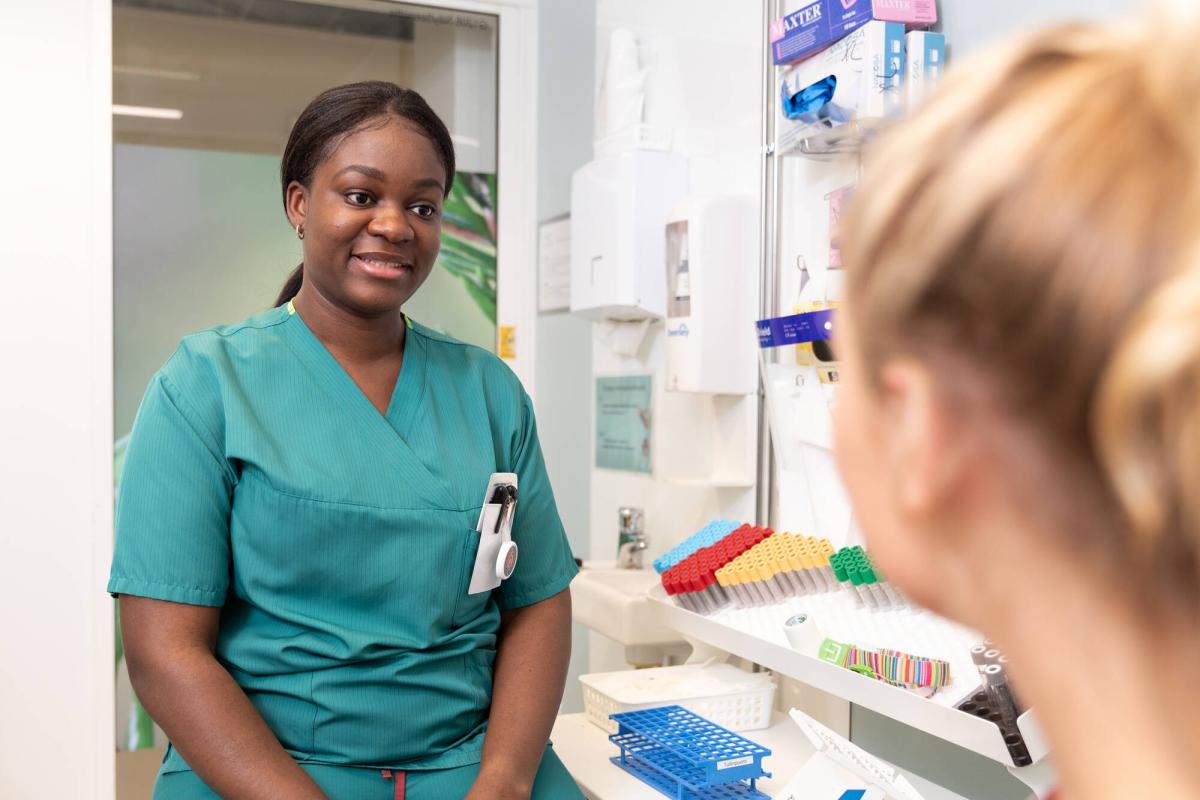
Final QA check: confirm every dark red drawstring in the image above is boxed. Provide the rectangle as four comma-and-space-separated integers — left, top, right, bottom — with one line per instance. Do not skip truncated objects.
381, 769, 406, 800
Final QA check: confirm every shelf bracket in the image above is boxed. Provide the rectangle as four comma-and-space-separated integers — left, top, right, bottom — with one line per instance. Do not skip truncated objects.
682, 636, 730, 665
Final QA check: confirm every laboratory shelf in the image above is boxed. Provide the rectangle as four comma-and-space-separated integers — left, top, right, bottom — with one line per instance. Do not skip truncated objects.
647, 585, 1049, 768
775, 117, 888, 160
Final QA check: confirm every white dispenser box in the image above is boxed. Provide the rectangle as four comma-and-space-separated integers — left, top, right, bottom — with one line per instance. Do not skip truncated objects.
906, 30, 946, 108
664, 195, 758, 395
570, 150, 688, 321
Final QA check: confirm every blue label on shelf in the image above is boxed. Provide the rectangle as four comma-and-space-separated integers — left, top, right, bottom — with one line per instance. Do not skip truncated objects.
838, 791, 867, 800
756, 309, 836, 349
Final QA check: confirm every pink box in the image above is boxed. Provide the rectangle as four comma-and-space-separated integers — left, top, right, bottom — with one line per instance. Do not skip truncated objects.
868, 0, 938, 25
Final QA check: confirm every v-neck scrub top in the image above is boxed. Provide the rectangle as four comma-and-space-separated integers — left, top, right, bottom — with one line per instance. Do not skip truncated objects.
108, 304, 579, 776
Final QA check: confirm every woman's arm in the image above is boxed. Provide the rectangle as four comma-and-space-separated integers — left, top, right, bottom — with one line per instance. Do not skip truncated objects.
468, 588, 573, 800
120, 595, 327, 800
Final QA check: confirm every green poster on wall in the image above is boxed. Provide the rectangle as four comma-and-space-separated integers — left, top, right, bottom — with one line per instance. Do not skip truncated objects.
595, 375, 653, 474
438, 171, 498, 326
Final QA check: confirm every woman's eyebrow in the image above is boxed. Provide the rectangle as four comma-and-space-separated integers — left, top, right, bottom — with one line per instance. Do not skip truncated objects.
333, 164, 385, 181
332, 166, 444, 193
412, 176, 446, 193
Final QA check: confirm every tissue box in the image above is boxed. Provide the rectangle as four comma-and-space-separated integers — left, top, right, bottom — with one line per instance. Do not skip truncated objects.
779, 20, 906, 148
770, 0, 937, 66
906, 30, 946, 107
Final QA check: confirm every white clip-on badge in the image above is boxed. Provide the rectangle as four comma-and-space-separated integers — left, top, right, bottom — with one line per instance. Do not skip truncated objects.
468, 472, 518, 595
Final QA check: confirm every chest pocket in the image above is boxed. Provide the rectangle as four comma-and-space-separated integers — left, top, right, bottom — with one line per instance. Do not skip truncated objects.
228, 472, 483, 655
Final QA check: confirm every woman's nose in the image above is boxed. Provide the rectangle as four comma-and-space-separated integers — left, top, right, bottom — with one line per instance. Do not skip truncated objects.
366, 208, 414, 243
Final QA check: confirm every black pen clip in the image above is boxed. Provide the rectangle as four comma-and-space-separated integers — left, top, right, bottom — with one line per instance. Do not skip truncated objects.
493, 484, 517, 534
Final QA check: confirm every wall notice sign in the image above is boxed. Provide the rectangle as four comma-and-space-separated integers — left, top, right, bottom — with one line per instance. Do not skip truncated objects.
595, 375, 653, 474
538, 215, 571, 312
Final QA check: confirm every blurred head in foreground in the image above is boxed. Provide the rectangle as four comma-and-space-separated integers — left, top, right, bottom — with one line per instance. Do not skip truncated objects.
833, 3, 1200, 796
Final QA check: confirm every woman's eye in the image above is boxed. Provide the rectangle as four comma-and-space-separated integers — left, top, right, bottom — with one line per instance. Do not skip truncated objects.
345, 191, 374, 206
412, 204, 439, 219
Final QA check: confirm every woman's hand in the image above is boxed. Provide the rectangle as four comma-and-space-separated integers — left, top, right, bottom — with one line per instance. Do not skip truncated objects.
464, 764, 532, 800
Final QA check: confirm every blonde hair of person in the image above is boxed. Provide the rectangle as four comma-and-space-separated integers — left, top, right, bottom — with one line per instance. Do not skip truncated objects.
842, 1, 1200, 618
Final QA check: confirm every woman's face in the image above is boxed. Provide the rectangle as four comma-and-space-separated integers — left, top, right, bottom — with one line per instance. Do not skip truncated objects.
286, 116, 446, 317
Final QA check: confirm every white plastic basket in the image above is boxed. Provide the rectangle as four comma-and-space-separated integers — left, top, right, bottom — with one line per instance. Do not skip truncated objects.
580, 662, 776, 734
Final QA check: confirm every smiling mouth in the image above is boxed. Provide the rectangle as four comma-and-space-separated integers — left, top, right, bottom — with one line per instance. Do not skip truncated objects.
352, 253, 414, 272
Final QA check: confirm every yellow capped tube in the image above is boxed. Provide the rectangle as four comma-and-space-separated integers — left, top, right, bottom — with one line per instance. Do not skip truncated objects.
781, 544, 806, 596
818, 541, 837, 591
797, 547, 822, 593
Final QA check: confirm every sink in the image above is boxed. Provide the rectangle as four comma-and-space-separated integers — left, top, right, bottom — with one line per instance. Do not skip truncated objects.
571, 562, 683, 645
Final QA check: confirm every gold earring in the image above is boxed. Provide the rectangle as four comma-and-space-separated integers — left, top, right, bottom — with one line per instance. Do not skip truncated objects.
296, 224, 305, 240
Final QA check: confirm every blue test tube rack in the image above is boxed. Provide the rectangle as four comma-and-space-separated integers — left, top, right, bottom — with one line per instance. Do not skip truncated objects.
608, 705, 771, 800
653, 520, 743, 574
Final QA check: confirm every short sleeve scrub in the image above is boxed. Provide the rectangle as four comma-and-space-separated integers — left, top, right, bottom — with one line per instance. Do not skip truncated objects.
109, 303, 581, 798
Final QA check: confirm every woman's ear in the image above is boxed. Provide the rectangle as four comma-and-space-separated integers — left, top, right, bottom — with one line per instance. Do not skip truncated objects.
879, 358, 970, 522
285, 180, 308, 230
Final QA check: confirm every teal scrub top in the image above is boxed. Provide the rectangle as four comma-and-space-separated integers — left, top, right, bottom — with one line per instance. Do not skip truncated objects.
108, 303, 579, 774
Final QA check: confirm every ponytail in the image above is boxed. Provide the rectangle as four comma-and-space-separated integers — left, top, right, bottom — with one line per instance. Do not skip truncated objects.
275, 264, 303, 307
1095, 260, 1200, 601
1092, 0, 1200, 608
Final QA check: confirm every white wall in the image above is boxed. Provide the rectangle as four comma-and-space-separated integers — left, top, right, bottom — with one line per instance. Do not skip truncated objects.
585, 0, 764, 674
938, 0, 1135, 54
536, 0, 597, 714
0, 1, 115, 797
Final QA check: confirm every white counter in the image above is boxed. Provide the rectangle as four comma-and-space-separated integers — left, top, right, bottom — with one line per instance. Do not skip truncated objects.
551, 711, 973, 800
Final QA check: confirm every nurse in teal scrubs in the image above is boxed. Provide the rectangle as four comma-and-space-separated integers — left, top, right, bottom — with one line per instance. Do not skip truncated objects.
109, 81, 582, 800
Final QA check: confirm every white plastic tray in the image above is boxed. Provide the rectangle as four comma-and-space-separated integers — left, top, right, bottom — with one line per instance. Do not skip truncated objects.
580, 661, 775, 733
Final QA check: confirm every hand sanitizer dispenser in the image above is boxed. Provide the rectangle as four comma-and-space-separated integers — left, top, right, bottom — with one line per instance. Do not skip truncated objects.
665, 196, 758, 394
570, 150, 688, 321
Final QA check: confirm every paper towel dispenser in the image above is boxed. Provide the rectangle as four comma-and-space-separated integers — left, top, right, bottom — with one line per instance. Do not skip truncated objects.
569, 150, 688, 322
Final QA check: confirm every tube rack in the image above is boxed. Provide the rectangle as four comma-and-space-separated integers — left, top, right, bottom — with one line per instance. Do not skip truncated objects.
654, 520, 744, 574
608, 705, 772, 799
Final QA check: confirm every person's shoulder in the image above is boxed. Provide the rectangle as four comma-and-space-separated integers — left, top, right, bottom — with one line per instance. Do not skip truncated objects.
176, 305, 291, 355
409, 319, 522, 389
159, 305, 291, 393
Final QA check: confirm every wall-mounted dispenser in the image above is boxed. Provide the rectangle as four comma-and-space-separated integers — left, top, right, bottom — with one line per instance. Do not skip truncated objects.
570, 149, 688, 322
664, 195, 758, 395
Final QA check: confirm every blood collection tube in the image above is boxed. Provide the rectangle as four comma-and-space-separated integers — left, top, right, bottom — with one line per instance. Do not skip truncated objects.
815, 542, 836, 592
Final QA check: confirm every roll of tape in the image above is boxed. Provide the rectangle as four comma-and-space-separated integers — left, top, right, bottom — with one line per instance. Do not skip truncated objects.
783, 613, 824, 655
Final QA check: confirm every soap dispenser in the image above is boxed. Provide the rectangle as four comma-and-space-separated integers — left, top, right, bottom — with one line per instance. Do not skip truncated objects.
664, 195, 758, 394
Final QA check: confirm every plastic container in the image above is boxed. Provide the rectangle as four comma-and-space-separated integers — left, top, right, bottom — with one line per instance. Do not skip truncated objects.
580, 662, 776, 734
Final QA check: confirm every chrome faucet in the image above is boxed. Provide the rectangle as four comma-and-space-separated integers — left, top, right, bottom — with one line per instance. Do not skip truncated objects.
616, 507, 647, 569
